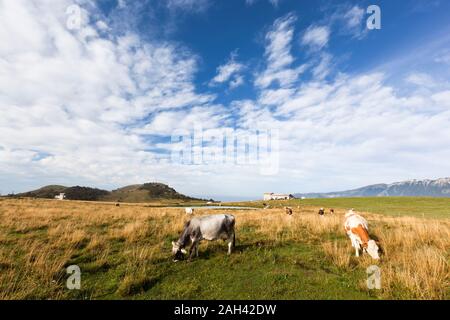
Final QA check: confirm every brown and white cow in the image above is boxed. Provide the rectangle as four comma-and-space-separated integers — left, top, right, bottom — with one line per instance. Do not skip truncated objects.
344, 209, 379, 259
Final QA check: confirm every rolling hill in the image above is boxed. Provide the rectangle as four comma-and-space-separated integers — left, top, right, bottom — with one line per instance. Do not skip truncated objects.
294, 177, 450, 198
14, 185, 67, 199
101, 183, 199, 202
14, 182, 201, 202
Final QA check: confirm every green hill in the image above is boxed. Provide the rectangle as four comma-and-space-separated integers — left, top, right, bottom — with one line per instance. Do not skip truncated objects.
17, 185, 67, 199
64, 186, 109, 201
100, 183, 199, 203
14, 182, 200, 203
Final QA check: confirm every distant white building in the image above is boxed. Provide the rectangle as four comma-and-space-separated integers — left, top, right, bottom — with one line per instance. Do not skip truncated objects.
263, 193, 295, 201
55, 193, 65, 200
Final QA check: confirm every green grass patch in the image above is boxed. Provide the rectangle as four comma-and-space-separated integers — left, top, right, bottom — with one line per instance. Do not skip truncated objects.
225, 197, 450, 219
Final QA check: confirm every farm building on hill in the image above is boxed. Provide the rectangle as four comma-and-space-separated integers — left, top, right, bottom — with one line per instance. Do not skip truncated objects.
55, 193, 66, 200
263, 193, 295, 200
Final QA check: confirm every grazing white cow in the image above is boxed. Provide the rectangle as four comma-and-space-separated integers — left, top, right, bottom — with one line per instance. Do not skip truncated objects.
344, 209, 380, 259
172, 214, 236, 261
185, 207, 194, 215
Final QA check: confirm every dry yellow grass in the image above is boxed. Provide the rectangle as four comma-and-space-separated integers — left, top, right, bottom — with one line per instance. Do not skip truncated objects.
0, 198, 448, 299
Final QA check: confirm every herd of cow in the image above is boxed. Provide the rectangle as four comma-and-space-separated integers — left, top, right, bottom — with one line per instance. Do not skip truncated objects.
172, 207, 380, 261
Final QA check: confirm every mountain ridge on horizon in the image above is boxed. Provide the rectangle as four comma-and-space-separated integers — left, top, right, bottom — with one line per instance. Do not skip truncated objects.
294, 177, 450, 199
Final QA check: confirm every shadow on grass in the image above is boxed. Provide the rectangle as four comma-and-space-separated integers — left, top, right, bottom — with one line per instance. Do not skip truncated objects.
117, 274, 162, 297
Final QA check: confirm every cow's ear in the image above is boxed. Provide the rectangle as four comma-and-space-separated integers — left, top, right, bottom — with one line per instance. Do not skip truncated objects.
181, 249, 187, 254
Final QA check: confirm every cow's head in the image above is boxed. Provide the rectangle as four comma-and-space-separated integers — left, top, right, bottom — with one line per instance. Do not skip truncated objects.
366, 240, 380, 260
172, 241, 187, 261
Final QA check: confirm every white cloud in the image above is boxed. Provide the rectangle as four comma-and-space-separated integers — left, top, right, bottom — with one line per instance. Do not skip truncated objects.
255, 13, 307, 89
342, 5, 366, 38
210, 52, 245, 89
435, 50, 450, 65
344, 6, 365, 29
212, 62, 242, 83
0, 0, 214, 192
239, 71, 450, 193
265, 13, 296, 69
312, 53, 332, 80
431, 90, 450, 108
301, 25, 330, 51
133, 106, 230, 136
229, 75, 245, 89
258, 88, 295, 106
117, 0, 127, 9
405, 72, 436, 88
96, 20, 109, 31
328, 5, 367, 40
252, 16, 450, 196
1, 6, 450, 199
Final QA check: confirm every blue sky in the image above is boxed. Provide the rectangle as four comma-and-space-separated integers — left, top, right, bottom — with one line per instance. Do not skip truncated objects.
1, 0, 450, 200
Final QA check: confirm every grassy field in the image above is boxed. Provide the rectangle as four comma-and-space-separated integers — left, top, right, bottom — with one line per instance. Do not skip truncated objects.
7, 196, 209, 208
225, 197, 450, 219
0, 197, 448, 300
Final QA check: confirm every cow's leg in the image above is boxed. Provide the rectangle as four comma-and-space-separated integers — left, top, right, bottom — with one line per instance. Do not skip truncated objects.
189, 238, 199, 261
188, 242, 195, 261
354, 241, 360, 257
195, 244, 199, 257
350, 235, 360, 257
227, 231, 236, 254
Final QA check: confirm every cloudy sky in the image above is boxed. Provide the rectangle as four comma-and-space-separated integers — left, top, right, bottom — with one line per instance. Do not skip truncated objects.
1, 0, 450, 200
